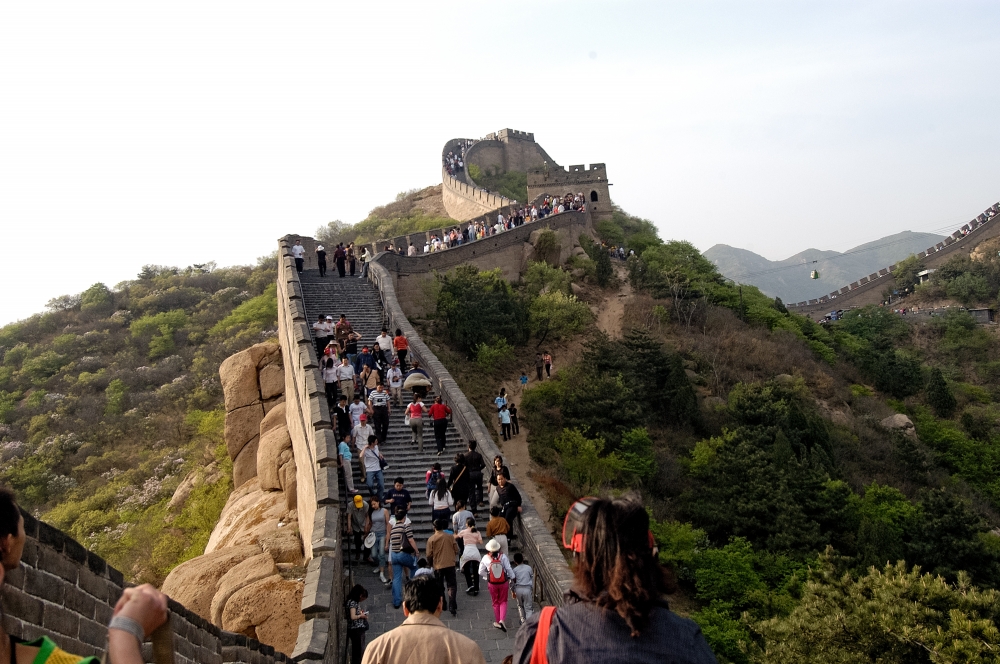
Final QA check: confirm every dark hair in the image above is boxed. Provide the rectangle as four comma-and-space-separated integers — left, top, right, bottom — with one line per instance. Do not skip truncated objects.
394, 477, 405, 486
368, 435, 377, 445
490, 506, 501, 517
494, 455, 504, 467
417, 557, 429, 568
455, 499, 465, 510
432, 463, 441, 471
454, 453, 465, 465
574, 497, 667, 637
468, 440, 478, 450
465, 518, 476, 531
346, 584, 368, 603
403, 576, 443, 613
513, 553, 524, 565
434, 477, 448, 501
0, 488, 19, 540
394, 507, 407, 519
433, 518, 448, 531
395, 328, 402, 336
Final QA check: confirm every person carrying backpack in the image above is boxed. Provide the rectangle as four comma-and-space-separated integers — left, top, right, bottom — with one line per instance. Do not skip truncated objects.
478, 538, 515, 632
425, 463, 443, 500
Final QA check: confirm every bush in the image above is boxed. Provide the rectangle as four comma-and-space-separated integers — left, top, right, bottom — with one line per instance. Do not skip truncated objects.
208, 284, 278, 339
523, 261, 571, 297
528, 291, 592, 345
474, 337, 515, 373
533, 229, 560, 266
925, 367, 957, 418
553, 429, 624, 491
436, 265, 529, 354
80, 283, 114, 318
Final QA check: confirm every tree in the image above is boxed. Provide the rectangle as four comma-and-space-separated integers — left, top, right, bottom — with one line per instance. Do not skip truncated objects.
594, 247, 613, 287
892, 254, 923, 292
528, 291, 591, 345
80, 283, 114, 318
436, 265, 529, 354
925, 367, 957, 418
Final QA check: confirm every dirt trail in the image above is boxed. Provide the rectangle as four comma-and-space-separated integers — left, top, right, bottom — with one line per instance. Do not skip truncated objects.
490, 277, 635, 529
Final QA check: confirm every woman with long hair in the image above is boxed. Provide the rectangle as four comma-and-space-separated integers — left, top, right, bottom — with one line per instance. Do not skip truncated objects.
457, 517, 483, 596
428, 477, 454, 523
488, 455, 510, 509
344, 584, 369, 664
1, 488, 170, 664
511, 497, 716, 663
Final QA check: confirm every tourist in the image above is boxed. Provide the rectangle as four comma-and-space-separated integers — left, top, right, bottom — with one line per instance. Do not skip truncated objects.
368, 382, 391, 443
488, 455, 511, 509
338, 357, 357, 403
535, 353, 544, 381
361, 435, 386, 501
393, 328, 409, 371
365, 496, 392, 585
413, 558, 434, 579
543, 351, 553, 378
407, 243, 417, 257
520, 371, 528, 390
386, 360, 403, 406
485, 506, 510, 558
388, 508, 420, 610
316, 244, 328, 278
448, 455, 470, 508
334, 244, 347, 278
499, 404, 512, 441
429, 395, 452, 455
375, 328, 394, 370
359, 365, 379, 401
313, 314, 332, 357
464, 441, 487, 511
361, 576, 486, 664
511, 553, 534, 624
348, 244, 357, 276
509, 402, 520, 436
451, 499, 473, 536
496, 474, 523, 536
457, 517, 483, 596
404, 361, 431, 400
335, 395, 352, 442
494, 388, 508, 420
429, 477, 454, 523
322, 357, 338, 409
406, 394, 425, 451
361, 247, 372, 278
511, 497, 717, 663
1, 488, 169, 664
345, 584, 370, 664
349, 399, 369, 432
384, 478, 413, 513
426, 518, 460, 616
479, 538, 515, 632
347, 495, 368, 562
425, 463, 444, 499
354, 345, 378, 376
292, 239, 305, 272
339, 435, 356, 494
335, 313, 355, 350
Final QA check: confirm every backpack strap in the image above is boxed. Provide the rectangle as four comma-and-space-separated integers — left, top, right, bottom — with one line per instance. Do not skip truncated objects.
530, 606, 556, 664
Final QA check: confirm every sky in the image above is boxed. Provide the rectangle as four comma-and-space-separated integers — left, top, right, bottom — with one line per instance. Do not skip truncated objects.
2, 1, 999, 325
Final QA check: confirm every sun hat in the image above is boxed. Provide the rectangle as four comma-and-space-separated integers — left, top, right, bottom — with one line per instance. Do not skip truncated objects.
364, 532, 377, 549
485, 539, 501, 552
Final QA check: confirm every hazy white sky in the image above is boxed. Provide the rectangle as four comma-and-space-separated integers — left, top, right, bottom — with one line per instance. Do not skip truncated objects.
2, 1, 998, 325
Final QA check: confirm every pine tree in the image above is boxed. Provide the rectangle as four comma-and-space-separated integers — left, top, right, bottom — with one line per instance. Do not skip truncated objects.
925, 367, 957, 418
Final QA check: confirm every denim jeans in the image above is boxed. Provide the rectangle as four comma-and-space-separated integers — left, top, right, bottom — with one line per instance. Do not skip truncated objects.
390, 551, 417, 607
373, 533, 387, 570
366, 470, 385, 501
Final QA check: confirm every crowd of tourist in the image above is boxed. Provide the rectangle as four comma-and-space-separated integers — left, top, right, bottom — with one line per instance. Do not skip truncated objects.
442, 141, 473, 178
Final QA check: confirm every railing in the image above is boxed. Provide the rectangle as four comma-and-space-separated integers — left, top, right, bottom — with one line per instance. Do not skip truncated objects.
366, 261, 574, 607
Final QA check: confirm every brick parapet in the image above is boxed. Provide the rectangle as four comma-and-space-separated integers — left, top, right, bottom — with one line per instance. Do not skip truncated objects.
366, 261, 575, 607
276, 236, 344, 663
1, 511, 287, 663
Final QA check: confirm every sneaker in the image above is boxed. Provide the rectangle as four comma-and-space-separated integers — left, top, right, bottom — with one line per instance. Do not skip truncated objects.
380, 572, 388, 583
436, 451, 442, 456
499, 621, 507, 632
493, 622, 502, 630
450, 609, 457, 616
465, 586, 474, 595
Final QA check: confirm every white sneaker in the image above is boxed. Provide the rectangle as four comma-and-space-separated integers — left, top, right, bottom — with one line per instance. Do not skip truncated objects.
493, 622, 502, 630
380, 572, 388, 583
499, 621, 507, 632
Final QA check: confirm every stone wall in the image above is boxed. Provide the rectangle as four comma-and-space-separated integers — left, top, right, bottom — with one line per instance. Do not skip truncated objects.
275, 236, 343, 663
527, 164, 613, 221
1, 511, 288, 664
366, 261, 575, 606
371, 211, 592, 317
441, 168, 514, 221
790, 202, 1000, 317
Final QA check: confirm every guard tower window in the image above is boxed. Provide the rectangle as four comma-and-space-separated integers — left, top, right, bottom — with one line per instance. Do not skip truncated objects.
590, 190, 599, 202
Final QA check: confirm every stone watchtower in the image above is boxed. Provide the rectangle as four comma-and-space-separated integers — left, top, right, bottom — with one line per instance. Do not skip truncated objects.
527, 163, 613, 221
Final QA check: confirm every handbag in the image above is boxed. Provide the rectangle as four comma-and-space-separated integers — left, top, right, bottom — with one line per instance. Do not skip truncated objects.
379, 455, 388, 471
404, 403, 412, 426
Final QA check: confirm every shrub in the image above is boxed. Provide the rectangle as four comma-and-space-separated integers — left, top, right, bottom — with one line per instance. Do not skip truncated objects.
925, 367, 957, 418
523, 261, 571, 297
528, 291, 592, 345
105, 379, 128, 416
553, 429, 624, 492
533, 229, 560, 266
436, 265, 529, 354
474, 337, 515, 373
208, 284, 277, 339
80, 283, 114, 318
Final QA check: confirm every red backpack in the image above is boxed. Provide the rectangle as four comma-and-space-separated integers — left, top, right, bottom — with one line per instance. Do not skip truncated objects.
487, 552, 507, 584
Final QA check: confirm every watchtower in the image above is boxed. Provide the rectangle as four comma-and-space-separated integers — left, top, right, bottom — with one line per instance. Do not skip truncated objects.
527, 163, 612, 221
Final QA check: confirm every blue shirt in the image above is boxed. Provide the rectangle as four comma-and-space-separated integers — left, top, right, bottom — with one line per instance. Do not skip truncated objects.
500, 410, 511, 424
338, 441, 352, 461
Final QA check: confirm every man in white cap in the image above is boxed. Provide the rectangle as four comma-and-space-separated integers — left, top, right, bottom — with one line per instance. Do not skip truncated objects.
316, 243, 327, 277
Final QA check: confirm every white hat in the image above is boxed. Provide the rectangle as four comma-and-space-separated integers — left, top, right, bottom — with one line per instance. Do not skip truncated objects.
485, 539, 501, 552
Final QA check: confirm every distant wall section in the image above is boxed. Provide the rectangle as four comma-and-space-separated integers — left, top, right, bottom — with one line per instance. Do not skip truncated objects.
528, 163, 613, 221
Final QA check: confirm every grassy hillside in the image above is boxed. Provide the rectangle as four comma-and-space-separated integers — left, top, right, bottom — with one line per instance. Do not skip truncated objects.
315, 185, 455, 248
417, 209, 1000, 663
0, 258, 278, 584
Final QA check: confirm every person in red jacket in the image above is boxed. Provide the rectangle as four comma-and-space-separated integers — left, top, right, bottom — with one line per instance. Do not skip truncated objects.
428, 396, 453, 456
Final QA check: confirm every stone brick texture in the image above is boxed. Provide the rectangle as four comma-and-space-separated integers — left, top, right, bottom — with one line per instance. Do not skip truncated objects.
0, 510, 289, 663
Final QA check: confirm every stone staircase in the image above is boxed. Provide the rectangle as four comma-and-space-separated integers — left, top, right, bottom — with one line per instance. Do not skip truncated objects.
298, 269, 518, 661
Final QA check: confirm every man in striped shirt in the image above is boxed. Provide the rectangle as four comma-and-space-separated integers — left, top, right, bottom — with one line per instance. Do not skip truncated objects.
368, 382, 392, 443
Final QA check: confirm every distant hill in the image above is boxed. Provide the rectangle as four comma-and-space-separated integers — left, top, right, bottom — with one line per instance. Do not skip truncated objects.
705, 231, 946, 302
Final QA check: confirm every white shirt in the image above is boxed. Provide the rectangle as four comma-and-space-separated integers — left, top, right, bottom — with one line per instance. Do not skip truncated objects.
479, 552, 515, 582
353, 423, 375, 451
512, 564, 534, 589
387, 367, 403, 388
428, 490, 454, 511
292, 244, 305, 259
376, 334, 394, 352
336, 364, 356, 381
408, 245, 417, 256
349, 403, 367, 428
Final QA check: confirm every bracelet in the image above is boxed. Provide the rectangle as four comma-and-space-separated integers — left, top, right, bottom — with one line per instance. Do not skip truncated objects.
108, 615, 146, 645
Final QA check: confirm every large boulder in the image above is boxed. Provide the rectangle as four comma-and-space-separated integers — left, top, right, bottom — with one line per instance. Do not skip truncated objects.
221, 575, 304, 656
258, 527, 303, 565
209, 553, 278, 626
220, 349, 260, 410
881, 413, 917, 437
226, 403, 264, 461
258, 364, 285, 401
257, 426, 292, 491
233, 435, 260, 488
259, 402, 286, 438
160, 544, 261, 620
206, 480, 288, 553
250, 342, 281, 370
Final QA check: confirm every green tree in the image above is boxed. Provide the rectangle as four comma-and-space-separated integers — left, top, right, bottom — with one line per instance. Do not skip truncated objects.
436, 265, 529, 354
528, 291, 592, 345
891, 254, 923, 292
594, 247, 613, 287
925, 367, 957, 418
80, 283, 114, 318
104, 379, 128, 416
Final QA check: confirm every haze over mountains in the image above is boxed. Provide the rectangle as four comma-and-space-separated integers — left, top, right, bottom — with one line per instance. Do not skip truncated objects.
705, 231, 946, 303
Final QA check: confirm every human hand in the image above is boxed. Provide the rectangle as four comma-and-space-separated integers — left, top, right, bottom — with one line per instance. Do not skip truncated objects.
113, 584, 168, 638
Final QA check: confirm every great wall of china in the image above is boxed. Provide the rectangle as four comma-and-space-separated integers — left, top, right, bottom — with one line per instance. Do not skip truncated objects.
2, 129, 600, 663
788, 202, 1000, 318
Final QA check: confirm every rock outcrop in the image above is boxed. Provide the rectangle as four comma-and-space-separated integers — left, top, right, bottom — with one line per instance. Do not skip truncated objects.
161, 341, 304, 654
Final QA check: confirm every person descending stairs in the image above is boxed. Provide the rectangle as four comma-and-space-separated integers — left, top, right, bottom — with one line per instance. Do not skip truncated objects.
298, 269, 519, 662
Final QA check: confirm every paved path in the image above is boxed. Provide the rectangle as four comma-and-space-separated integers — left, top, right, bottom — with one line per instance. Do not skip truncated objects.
299, 270, 522, 662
